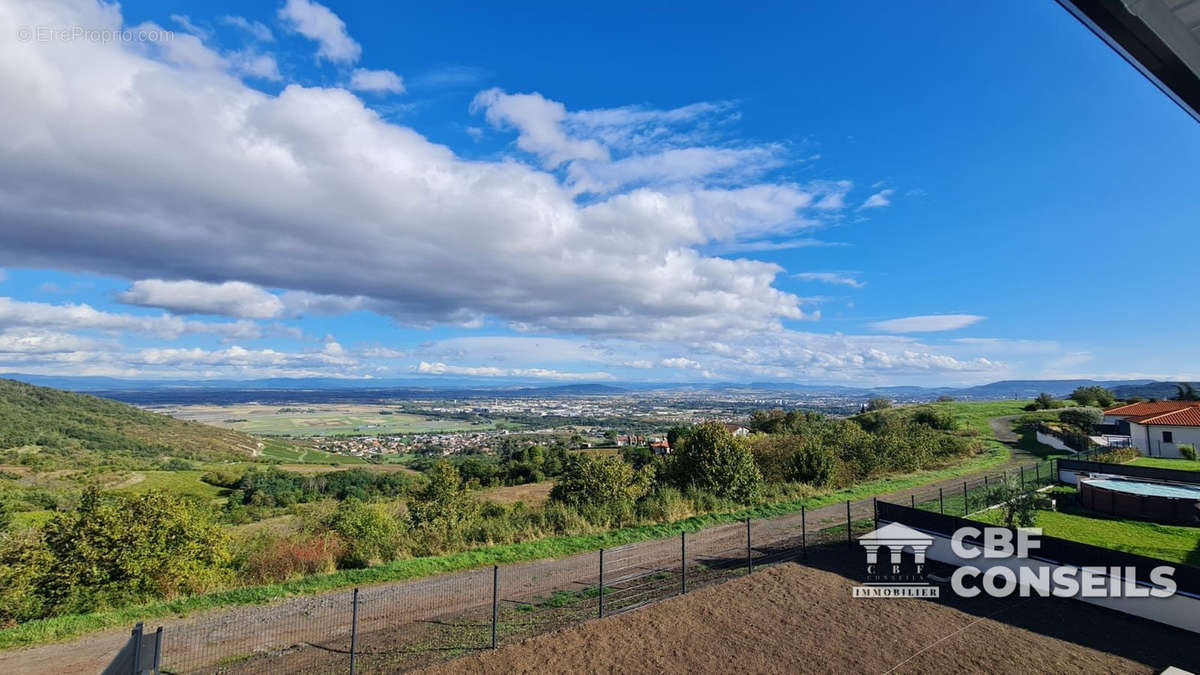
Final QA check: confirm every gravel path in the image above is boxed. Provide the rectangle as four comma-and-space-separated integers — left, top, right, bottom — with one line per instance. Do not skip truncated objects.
0, 417, 1053, 674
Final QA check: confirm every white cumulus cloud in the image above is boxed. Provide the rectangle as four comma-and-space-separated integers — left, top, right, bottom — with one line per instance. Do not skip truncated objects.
348, 68, 405, 94
278, 0, 361, 64
118, 280, 285, 319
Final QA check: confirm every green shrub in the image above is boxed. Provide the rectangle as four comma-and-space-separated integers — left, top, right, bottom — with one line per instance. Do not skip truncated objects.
326, 499, 402, 568
1059, 407, 1103, 432
792, 443, 837, 487
743, 434, 801, 483
666, 421, 762, 502
159, 458, 195, 471
201, 469, 245, 488
36, 488, 231, 616
910, 406, 958, 431
1069, 386, 1115, 409
984, 479, 1050, 528
1026, 393, 1065, 411
550, 454, 651, 510
635, 486, 692, 523
242, 533, 345, 584
407, 461, 479, 555
1095, 448, 1139, 464
1180, 444, 1197, 461
0, 529, 52, 624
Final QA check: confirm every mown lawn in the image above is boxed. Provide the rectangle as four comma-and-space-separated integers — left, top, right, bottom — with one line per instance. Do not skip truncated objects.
1129, 457, 1200, 472
972, 504, 1200, 568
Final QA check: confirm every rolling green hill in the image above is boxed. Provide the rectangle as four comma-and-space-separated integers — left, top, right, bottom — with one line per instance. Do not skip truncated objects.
0, 378, 292, 468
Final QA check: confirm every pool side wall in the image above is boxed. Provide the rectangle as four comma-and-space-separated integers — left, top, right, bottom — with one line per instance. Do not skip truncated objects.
1079, 480, 1200, 526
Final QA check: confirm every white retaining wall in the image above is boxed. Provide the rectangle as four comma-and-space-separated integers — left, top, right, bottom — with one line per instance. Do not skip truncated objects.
1036, 430, 1077, 454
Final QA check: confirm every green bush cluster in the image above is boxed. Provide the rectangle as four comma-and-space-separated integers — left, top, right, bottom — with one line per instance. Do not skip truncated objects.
227, 467, 417, 507
408, 443, 571, 488
0, 488, 230, 625
1059, 407, 1103, 432
1069, 386, 1115, 409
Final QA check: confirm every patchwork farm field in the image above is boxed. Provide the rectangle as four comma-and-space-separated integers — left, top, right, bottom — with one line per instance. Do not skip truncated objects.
159, 403, 497, 437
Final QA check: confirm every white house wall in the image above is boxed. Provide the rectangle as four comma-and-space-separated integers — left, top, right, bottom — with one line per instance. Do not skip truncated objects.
1129, 422, 1200, 458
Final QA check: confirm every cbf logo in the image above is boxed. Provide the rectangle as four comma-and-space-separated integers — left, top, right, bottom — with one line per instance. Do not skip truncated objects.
852, 523, 1179, 600
852, 523, 939, 598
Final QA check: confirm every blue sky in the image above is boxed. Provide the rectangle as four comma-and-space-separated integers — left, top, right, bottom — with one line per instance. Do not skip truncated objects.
0, 0, 1197, 385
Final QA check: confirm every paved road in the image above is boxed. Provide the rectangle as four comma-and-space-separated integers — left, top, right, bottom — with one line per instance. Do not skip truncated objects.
0, 416, 1054, 674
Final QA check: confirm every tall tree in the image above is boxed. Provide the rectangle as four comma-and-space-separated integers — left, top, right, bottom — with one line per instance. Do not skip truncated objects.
1173, 383, 1200, 401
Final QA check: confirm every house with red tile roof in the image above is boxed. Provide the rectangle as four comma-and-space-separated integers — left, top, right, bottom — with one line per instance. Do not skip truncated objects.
1103, 401, 1200, 458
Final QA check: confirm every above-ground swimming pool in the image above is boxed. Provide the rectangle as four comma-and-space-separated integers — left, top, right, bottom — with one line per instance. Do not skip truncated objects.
1079, 476, 1200, 526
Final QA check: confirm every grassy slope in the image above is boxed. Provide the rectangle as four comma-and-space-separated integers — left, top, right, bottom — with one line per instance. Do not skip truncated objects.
111, 470, 227, 501
1129, 457, 1200, 472
972, 505, 1200, 568
930, 400, 1028, 435
0, 400, 1019, 649
0, 378, 297, 463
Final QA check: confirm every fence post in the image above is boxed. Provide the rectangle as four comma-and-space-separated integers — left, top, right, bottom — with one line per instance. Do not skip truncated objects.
598, 548, 605, 619
872, 497, 878, 529
845, 500, 852, 548
130, 622, 143, 675
680, 531, 687, 594
153, 627, 163, 674
984, 474, 988, 492
491, 565, 499, 649
938, 487, 944, 515
746, 518, 753, 574
801, 505, 807, 560
963, 482, 968, 515
349, 588, 359, 675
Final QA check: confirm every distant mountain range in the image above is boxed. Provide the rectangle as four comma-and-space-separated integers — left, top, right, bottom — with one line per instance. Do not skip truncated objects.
1110, 381, 1200, 400
0, 373, 1174, 404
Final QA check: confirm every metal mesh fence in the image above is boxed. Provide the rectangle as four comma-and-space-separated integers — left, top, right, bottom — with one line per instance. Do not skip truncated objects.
151, 455, 1062, 674
909, 457, 1058, 518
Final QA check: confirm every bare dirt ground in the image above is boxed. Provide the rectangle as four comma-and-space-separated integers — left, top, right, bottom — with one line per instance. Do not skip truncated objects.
425, 562, 1200, 675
